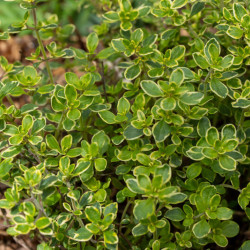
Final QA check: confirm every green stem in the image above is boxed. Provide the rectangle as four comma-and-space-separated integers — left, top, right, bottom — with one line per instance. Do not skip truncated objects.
221, 184, 242, 193
31, 191, 48, 217
237, 109, 244, 130
119, 200, 132, 233
153, 230, 158, 241
55, 111, 66, 139
6, 95, 16, 107
29, 143, 42, 163
193, 212, 205, 219
32, 7, 54, 85
203, 69, 213, 97
66, 182, 84, 228
188, 23, 199, 39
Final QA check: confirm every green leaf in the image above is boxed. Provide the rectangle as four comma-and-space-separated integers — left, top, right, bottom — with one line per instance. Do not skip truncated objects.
22, 114, 33, 133
170, 68, 184, 85
9, 134, 23, 145
0, 81, 18, 100
1, 146, 22, 158
103, 202, 118, 217
206, 127, 219, 146
124, 64, 141, 80
0, 159, 13, 177
97, 47, 116, 59
126, 179, 145, 194
0, 199, 14, 209
85, 206, 101, 222
131, 28, 143, 45
111, 39, 126, 52
61, 135, 72, 153
132, 223, 148, 236
65, 72, 79, 85
170, 45, 185, 61
190, 2, 205, 17
103, 230, 118, 244
28, 135, 42, 145
161, 29, 177, 41
71, 227, 93, 241
103, 11, 120, 22
94, 158, 107, 171
155, 164, 172, 184
220, 221, 239, 238
172, 0, 187, 9
138, 175, 151, 190
186, 163, 202, 179
133, 198, 155, 220
31, 118, 46, 135
193, 53, 210, 69
119, 0, 132, 12
148, 68, 164, 78
233, 3, 247, 22
67, 109, 81, 120
232, 98, 250, 108
192, 219, 210, 238
221, 55, 234, 69
179, 92, 204, 105
202, 147, 218, 159
239, 241, 250, 250
124, 125, 143, 140
46, 134, 61, 153
213, 234, 228, 247
140, 80, 164, 97
216, 207, 233, 220
86, 32, 99, 53
65, 84, 77, 104
152, 120, 171, 142
197, 117, 211, 137
165, 207, 185, 221
161, 97, 176, 111
210, 78, 228, 98
36, 217, 51, 229
117, 97, 130, 115
226, 26, 243, 39
219, 155, 236, 171
98, 111, 116, 124
92, 130, 110, 155
204, 38, 220, 63
165, 192, 187, 204
51, 96, 64, 112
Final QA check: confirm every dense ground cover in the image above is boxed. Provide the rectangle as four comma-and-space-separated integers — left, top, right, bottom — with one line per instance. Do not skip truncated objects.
0, 0, 249, 249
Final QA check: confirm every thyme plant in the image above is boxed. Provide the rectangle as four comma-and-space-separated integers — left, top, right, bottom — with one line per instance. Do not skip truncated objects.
0, 0, 249, 249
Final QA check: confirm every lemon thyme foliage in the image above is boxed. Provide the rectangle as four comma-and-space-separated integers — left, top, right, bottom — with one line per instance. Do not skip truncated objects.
0, 0, 249, 249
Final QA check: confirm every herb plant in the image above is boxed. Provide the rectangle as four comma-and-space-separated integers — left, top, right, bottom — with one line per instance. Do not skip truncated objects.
0, 0, 249, 249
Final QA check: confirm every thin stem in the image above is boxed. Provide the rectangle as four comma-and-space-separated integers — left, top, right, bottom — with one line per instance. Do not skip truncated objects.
221, 184, 242, 193
119, 200, 132, 233
27, 144, 42, 163
203, 69, 213, 97
31, 192, 48, 217
120, 232, 133, 248
100, 62, 108, 102
66, 182, 84, 228
6, 95, 17, 108
156, 202, 166, 214
55, 111, 66, 139
193, 212, 205, 219
237, 109, 244, 130
188, 23, 199, 39
32, 7, 54, 85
